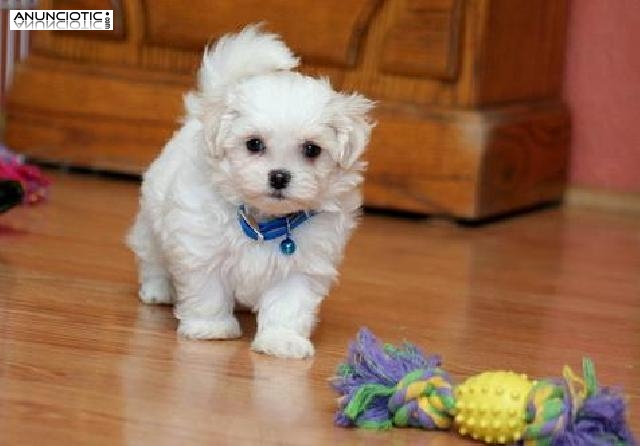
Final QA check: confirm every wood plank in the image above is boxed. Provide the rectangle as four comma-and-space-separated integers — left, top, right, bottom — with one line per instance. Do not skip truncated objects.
32, 0, 137, 66
0, 171, 638, 444
141, 0, 382, 68
381, 0, 464, 80
51, 0, 127, 40
466, 0, 569, 105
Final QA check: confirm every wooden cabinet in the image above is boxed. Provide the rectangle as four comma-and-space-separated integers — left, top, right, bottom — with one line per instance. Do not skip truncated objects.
5, 0, 569, 218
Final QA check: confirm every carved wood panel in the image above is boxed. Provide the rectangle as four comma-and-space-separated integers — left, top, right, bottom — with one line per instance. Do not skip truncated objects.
30, 0, 136, 66
380, 0, 463, 80
51, 0, 126, 40
141, 0, 381, 68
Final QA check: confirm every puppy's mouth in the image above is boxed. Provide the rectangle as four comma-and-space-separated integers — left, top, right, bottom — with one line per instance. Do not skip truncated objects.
246, 191, 308, 215
269, 190, 286, 200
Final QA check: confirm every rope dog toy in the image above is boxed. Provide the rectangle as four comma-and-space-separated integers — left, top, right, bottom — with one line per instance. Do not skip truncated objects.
331, 328, 636, 445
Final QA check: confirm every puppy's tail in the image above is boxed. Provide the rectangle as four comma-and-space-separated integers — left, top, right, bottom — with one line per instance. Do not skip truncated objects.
196, 24, 298, 99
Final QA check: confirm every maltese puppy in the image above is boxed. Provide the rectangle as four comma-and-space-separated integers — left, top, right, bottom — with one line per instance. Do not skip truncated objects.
127, 25, 374, 358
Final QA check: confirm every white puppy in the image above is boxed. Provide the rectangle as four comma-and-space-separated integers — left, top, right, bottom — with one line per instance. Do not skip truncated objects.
127, 25, 374, 358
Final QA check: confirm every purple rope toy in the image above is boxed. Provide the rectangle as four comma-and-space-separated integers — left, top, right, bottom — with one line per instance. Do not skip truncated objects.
331, 328, 636, 445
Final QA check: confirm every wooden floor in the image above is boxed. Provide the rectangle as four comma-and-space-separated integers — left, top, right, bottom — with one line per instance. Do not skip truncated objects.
1, 171, 638, 445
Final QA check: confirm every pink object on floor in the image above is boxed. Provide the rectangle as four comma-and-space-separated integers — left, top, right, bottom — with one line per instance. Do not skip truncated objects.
0, 144, 50, 204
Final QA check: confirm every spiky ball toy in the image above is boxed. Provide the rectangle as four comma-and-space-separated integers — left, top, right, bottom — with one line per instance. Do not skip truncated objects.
331, 328, 636, 445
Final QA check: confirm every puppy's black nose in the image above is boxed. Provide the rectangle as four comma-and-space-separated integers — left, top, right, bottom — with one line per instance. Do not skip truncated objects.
269, 169, 291, 190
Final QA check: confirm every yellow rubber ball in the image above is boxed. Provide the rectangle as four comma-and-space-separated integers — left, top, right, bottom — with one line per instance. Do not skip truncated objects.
454, 371, 534, 444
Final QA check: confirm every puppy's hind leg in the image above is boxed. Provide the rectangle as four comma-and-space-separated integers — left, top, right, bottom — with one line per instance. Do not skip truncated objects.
127, 212, 174, 305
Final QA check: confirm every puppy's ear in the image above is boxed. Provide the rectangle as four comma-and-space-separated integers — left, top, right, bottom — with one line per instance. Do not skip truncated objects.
203, 109, 236, 159
329, 93, 375, 169
191, 99, 236, 158
185, 91, 235, 159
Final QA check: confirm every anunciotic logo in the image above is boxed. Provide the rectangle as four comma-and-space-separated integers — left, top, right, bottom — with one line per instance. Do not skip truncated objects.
9, 10, 114, 31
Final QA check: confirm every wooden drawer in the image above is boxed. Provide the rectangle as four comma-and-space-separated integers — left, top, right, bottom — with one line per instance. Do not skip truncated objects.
141, 0, 381, 68
381, 0, 463, 80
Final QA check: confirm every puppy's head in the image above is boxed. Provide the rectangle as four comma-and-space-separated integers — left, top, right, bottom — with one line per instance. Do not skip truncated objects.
202, 72, 374, 215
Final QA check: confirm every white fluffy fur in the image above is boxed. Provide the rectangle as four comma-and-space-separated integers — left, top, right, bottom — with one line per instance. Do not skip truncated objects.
127, 25, 374, 358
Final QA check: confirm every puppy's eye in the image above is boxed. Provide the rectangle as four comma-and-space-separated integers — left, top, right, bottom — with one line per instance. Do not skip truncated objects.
302, 142, 322, 159
246, 138, 266, 153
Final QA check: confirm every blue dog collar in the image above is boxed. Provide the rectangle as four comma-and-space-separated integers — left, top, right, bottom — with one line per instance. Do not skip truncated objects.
237, 205, 315, 255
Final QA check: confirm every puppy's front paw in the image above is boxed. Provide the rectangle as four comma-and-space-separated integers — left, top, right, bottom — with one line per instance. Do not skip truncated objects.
139, 278, 173, 305
252, 328, 314, 359
178, 317, 242, 340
